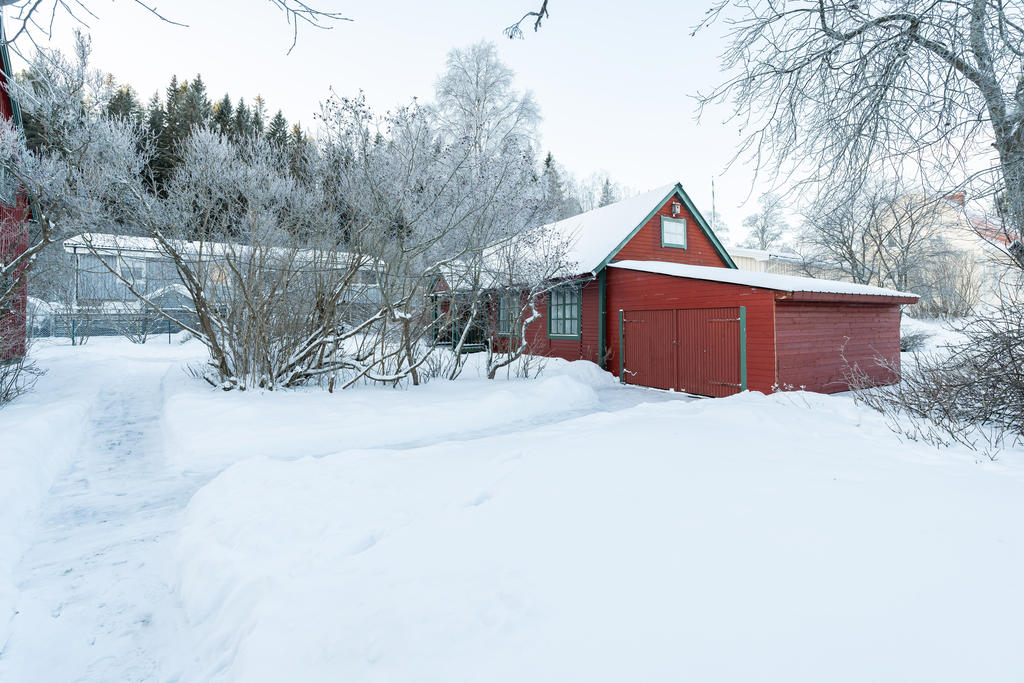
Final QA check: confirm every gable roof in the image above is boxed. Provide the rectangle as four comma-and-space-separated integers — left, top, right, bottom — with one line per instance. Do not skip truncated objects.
541, 182, 735, 277
609, 260, 918, 301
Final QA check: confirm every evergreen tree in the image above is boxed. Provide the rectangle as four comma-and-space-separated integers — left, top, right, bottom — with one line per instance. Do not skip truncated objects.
267, 110, 288, 147
233, 98, 251, 139
162, 75, 187, 140
181, 74, 211, 131
541, 153, 581, 220
107, 85, 142, 123
145, 92, 164, 138
598, 177, 617, 207
288, 123, 308, 179
251, 95, 267, 138
150, 75, 190, 190
144, 91, 170, 190
212, 93, 233, 137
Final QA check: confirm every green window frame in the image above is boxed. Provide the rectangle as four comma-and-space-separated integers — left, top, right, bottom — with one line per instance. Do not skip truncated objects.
497, 293, 517, 337
547, 283, 581, 339
661, 216, 687, 249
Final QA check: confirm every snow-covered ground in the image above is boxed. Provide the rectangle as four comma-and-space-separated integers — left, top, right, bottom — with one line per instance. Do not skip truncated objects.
2, 335, 1024, 681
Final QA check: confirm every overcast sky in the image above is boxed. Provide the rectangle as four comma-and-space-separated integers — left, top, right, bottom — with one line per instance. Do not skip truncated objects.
22, 0, 773, 242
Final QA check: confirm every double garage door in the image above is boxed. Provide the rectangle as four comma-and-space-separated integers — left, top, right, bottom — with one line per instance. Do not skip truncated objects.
619, 307, 746, 397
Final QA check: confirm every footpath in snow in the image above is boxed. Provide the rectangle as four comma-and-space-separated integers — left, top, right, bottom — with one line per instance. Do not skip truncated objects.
2, 336, 1024, 682
0, 339, 687, 680
0, 341, 202, 680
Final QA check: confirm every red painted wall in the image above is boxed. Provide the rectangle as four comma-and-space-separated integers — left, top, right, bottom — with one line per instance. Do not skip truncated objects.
612, 198, 730, 268
487, 192, 907, 396
1, 202, 28, 360
0, 56, 27, 362
520, 279, 603, 363
605, 268, 779, 393
774, 301, 902, 393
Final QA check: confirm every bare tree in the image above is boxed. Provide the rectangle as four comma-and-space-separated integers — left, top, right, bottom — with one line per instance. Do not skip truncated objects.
698, 1, 1024, 253
799, 182, 980, 314
482, 225, 576, 379
740, 192, 787, 250
1, 0, 350, 54
504, 1, 549, 40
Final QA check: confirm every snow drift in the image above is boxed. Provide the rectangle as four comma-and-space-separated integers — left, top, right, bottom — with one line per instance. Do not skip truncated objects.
176, 389, 1024, 682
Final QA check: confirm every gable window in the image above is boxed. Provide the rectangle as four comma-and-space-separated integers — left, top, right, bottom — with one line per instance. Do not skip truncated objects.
661, 216, 687, 248
497, 292, 517, 337
547, 284, 581, 339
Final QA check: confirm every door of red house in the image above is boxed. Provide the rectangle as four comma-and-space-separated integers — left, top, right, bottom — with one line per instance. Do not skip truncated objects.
620, 309, 676, 390
621, 307, 746, 397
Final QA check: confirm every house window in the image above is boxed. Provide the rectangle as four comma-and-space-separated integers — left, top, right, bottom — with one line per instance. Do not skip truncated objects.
548, 284, 580, 339
497, 293, 517, 336
661, 216, 686, 248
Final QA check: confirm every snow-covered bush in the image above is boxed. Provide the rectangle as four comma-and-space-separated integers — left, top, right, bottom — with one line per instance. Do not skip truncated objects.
5, 37, 569, 392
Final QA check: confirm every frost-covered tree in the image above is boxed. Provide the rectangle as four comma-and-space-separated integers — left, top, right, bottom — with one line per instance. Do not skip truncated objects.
598, 177, 617, 207
4, 34, 571, 394
433, 41, 540, 155
740, 193, 788, 250
707, 210, 730, 244
1, 37, 144, 374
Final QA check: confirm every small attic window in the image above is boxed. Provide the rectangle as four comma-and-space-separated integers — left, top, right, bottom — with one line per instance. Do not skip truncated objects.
671, 202, 681, 217
661, 216, 686, 249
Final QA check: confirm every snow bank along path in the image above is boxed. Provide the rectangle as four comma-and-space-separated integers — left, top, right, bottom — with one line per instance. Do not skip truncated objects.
0, 340, 686, 680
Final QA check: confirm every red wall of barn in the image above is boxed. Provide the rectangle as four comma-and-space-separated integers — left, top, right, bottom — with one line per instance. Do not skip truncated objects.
604, 268, 779, 393
1, 201, 28, 360
520, 279, 603, 363
612, 197, 730, 267
774, 301, 902, 393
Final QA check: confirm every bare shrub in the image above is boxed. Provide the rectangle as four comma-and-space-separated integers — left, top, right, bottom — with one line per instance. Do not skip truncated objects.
0, 346, 43, 406
513, 352, 547, 380
848, 303, 1024, 457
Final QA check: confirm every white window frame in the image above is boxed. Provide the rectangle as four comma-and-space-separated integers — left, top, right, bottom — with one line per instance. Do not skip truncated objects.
661, 216, 687, 249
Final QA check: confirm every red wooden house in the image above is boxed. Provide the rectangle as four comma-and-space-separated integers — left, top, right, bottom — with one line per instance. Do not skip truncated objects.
0, 18, 27, 364
491, 183, 917, 397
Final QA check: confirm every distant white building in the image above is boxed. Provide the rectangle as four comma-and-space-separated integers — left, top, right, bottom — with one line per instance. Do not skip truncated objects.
726, 246, 804, 277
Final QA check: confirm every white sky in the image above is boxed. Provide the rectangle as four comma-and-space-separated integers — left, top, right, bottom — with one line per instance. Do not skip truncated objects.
18, 0, 773, 241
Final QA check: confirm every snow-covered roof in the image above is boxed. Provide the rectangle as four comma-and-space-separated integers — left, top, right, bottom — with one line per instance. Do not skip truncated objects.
64, 233, 163, 254
531, 183, 733, 277
64, 233, 364, 267
727, 246, 802, 262
608, 260, 918, 299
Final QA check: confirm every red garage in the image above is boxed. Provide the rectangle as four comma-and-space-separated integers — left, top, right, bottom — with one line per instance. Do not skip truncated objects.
606, 261, 916, 395
502, 182, 917, 397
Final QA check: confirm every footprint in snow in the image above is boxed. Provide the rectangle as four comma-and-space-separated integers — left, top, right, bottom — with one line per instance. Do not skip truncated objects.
466, 491, 492, 507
